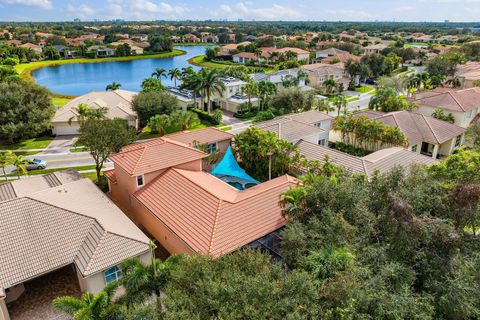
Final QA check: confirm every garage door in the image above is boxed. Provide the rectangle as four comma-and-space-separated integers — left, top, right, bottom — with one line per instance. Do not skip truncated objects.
53, 123, 80, 135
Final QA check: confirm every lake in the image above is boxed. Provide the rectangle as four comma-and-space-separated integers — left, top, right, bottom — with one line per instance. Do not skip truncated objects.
32, 45, 211, 96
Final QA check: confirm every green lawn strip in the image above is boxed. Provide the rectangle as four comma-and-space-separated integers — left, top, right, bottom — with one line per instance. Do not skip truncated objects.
220, 126, 233, 131
15, 49, 186, 83
355, 86, 375, 94
69, 147, 88, 153
52, 97, 73, 107
80, 171, 100, 182
188, 55, 274, 73
347, 96, 360, 102
0, 136, 53, 150
175, 43, 218, 46
7, 164, 100, 177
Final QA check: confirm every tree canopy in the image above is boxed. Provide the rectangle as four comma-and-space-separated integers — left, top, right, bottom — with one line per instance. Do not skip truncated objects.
132, 91, 178, 127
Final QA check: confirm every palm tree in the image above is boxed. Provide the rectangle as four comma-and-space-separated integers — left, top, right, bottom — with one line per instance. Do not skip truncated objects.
199, 69, 225, 113
69, 103, 107, 125
53, 283, 118, 320
180, 71, 202, 109
323, 79, 337, 95
258, 81, 277, 110
105, 82, 121, 91
119, 241, 184, 308
315, 99, 335, 115
332, 95, 349, 116
241, 81, 259, 109
445, 76, 461, 88
9, 153, 28, 179
378, 76, 406, 94
168, 68, 182, 87
151, 67, 167, 83
148, 114, 171, 136
0, 151, 13, 180
170, 111, 200, 131
258, 133, 279, 181
296, 69, 309, 85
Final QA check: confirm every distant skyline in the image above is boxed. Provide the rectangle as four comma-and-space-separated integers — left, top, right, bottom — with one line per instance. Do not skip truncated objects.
1, 0, 480, 23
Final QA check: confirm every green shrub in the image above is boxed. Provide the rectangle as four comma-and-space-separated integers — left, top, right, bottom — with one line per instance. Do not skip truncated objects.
329, 141, 372, 157
193, 108, 221, 125
254, 109, 275, 122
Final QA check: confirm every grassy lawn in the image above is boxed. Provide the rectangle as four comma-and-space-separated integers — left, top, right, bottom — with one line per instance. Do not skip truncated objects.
347, 96, 360, 102
188, 55, 275, 73
0, 136, 53, 150
220, 126, 233, 131
81, 171, 100, 181
355, 86, 375, 94
175, 43, 218, 46
15, 49, 186, 83
7, 164, 99, 177
138, 121, 211, 140
69, 147, 88, 153
51, 97, 73, 107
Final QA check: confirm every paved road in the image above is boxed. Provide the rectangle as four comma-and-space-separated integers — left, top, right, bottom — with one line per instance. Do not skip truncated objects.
40, 135, 78, 154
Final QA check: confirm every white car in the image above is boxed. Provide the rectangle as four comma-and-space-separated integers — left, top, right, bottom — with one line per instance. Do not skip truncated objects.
26, 159, 47, 170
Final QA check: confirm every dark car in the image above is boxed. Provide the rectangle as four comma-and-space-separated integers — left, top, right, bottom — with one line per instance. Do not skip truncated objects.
365, 78, 376, 85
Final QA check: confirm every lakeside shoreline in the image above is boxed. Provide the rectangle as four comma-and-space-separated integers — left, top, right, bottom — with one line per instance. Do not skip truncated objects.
15, 49, 187, 98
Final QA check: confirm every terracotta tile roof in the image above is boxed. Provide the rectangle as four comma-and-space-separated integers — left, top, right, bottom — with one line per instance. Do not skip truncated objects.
0, 172, 149, 289
297, 140, 438, 177
354, 110, 466, 145
110, 137, 207, 176
164, 127, 233, 146
275, 47, 309, 55
412, 87, 480, 112
134, 168, 297, 256
103, 169, 117, 184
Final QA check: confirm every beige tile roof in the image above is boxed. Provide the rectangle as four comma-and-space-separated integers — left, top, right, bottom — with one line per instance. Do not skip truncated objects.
286, 110, 333, 125
134, 168, 297, 257
164, 127, 233, 146
111, 137, 207, 176
297, 140, 438, 177
52, 90, 137, 123
412, 87, 480, 112
254, 117, 324, 142
354, 110, 466, 145
0, 171, 149, 289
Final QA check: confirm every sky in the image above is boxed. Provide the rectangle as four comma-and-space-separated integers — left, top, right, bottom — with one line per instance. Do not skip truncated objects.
1, 0, 480, 22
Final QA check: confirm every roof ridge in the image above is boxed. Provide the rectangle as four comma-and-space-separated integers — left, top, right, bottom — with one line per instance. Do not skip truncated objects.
447, 91, 466, 112
132, 145, 148, 175
421, 114, 440, 144
77, 221, 107, 274
207, 199, 223, 254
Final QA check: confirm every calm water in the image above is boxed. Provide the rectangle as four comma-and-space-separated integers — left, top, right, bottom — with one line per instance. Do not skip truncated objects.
32, 46, 211, 96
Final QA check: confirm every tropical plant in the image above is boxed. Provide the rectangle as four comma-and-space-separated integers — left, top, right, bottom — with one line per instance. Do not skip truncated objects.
9, 152, 28, 179
168, 68, 181, 87
377, 76, 407, 93
0, 151, 13, 180
369, 87, 413, 112
257, 80, 277, 110
148, 114, 171, 136
331, 95, 349, 116
141, 77, 164, 92
105, 82, 121, 91
241, 81, 259, 107
68, 103, 107, 125
151, 68, 167, 82
199, 69, 225, 113
445, 76, 462, 88
170, 110, 200, 131
323, 79, 337, 94
432, 108, 455, 123
315, 98, 335, 114
132, 91, 178, 127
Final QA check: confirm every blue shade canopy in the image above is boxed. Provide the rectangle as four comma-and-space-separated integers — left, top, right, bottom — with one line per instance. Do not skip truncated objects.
212, 146, 259, 185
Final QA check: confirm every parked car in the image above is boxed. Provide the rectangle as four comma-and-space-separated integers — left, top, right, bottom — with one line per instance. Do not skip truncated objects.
26, 159, 47, 170
365, 78, 376, 85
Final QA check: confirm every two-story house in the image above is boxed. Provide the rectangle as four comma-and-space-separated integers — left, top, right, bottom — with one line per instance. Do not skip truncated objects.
300, 63, 350, 90
354, 110, 466, 159
104, 128, 297, 257
411, 87, 480, 128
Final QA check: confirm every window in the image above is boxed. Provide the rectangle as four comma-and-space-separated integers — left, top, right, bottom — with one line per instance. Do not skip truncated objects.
136, 175, 144, 187
412, 145, 417, 152
104, 266, 122, 283
205, 142, 218, 154
455, 135, 462, 148
318, 139, 326, 146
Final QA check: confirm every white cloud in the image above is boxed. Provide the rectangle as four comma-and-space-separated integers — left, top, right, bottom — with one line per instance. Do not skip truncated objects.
216, 2, 301, 20
130, 0, 186, 15
1, 0, 52, 9
324, 9, 375, 21
67, 4, 95, 18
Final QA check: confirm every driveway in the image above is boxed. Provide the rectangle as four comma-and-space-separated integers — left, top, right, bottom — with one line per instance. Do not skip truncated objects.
40, 135, 78, 154
221, 110, 245, 126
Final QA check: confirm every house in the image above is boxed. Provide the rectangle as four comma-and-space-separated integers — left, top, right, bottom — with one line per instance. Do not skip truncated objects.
274, 47, 310, 61
410, 87, 480, 128
0, 171, 151, 320
201, 34, 219, 43
167, 87, 201, 110
254, 110, 333, 145
297, 141, 438, 178
212, 77, 259, 113
363, 43, 388, 55
251, 68, 307, 88
51, 90, 138, 135
130, 45, 144, 55
219, 42, 251, 56
104, 128, 296, 257
53, 45, 75, 58
301, 63, 350, 90
232, 52, 259, 64
131, 34, 148, 41
315, 47, 360, 64
456, 61, 480, 89
19, 43, 42, 54
88, 45, 115, 57
182, 33, 200, 43
353, 110, 466, 159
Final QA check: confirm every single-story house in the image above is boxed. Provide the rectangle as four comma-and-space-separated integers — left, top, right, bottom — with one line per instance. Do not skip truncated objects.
363, 43, 388, 55
51, 90, 138, 135
297, 140, 438, 178
88, 46, 115, 57
0, 171, 151, 320
456, 61, 480, 89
